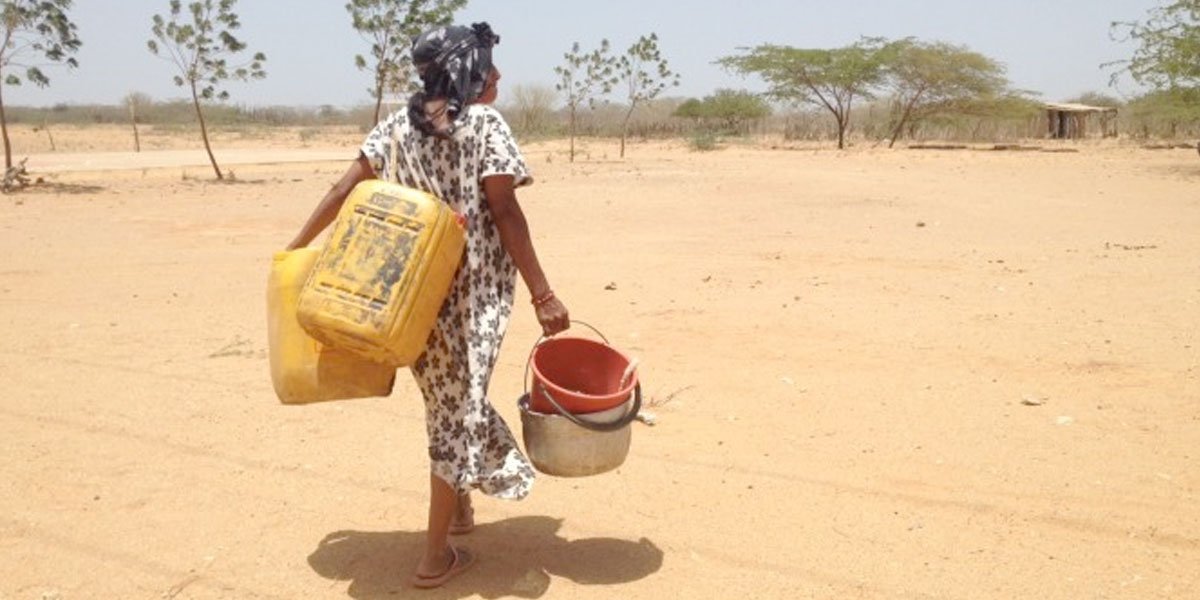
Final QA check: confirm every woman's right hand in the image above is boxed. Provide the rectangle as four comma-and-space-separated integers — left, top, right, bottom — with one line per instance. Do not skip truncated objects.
535, 296, 570, 337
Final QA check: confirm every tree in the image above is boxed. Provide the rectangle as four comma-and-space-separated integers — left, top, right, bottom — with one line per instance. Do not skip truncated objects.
506, 83, 557, 136
32, 117, 53, 151
672, 89, 771, 134
922, 92, 1042, 141
1065, 91, 1123, 108
1109, 0, 1200, 90
673, 98, 702, 118
555, 40, 617, 162
124, 92, 153, 152
346, 0, 466, 125
879, 38, 1008, 147
614, 33, 678, 157
1125, 87, 1200, 137
719, 39, 886, 149
0, 0, 81, 169
148, 0, 266, 180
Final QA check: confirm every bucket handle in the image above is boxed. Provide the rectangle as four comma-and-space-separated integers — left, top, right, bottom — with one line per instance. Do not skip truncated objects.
534, 382, 642, 433
522, 319, 611, 396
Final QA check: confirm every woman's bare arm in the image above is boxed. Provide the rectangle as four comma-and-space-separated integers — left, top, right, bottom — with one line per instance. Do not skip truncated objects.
285, 155, 374, 250
482, 174, 569, 335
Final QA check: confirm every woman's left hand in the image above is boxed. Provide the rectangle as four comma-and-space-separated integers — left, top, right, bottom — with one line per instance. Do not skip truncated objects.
535, 296, 570, 337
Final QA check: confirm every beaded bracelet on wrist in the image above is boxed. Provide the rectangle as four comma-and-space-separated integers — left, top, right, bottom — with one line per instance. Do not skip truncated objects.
532, 290, 556, 306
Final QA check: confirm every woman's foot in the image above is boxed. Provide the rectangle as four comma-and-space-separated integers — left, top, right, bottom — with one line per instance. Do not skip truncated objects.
450, 492, 474, 535
412, 545, 475, 589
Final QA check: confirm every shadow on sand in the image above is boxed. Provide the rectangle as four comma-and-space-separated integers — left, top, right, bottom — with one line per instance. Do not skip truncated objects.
308, 516, 663, 599
19, 181, 107, 195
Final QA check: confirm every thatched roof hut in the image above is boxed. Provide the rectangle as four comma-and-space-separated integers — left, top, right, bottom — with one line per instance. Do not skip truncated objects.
1046, 102, 1118, 139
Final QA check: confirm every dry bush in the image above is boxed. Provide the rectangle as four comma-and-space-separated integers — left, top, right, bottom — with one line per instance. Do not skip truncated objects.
8, 87, 1197, 149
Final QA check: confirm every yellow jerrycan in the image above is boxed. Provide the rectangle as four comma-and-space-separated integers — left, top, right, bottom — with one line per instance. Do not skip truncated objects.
267, 248, 396, 404
296, 180, 466, 366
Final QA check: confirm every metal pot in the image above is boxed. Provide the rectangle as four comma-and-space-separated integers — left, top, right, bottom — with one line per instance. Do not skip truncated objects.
518, 383, 641, 477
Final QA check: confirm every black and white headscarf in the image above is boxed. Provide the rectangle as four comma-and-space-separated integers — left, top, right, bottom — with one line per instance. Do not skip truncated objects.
408, 22, 500, 137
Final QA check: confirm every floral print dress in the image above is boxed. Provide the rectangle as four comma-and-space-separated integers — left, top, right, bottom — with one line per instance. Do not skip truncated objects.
360, 104, 535, 499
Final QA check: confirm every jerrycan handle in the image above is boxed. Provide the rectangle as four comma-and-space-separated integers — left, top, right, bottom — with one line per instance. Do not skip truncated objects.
388, 135, 464, 227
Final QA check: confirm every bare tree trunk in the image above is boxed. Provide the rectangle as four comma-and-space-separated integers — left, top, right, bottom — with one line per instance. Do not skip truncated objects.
888, 92, 924, 149
888, 114, 909, 149
372, 64, 387, 124
887, 100, 913, 148
836, 111, 850, 149
0, 83, 11, 170
569, 105, 577, 163
822, 97, 853, 150
191, 83, 222, 180
42, 119, 55, 151
839, 93, 856, 150
372, 90, 384, 125
620, 103, 636, 158
129, 101, 141, 153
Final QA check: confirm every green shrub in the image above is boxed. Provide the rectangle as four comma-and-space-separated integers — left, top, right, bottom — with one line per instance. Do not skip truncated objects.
689, 131, 719, 151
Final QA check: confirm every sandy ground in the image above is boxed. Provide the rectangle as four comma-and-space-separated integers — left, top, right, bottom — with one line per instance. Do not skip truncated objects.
1, 125, 1197, 599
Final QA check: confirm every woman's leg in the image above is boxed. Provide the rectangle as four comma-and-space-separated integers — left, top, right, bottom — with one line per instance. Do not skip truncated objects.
452, 491, 474, 533
415, 472, 458, 576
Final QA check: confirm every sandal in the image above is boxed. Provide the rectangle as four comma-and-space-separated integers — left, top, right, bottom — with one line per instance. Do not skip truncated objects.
411, 546, 475, 589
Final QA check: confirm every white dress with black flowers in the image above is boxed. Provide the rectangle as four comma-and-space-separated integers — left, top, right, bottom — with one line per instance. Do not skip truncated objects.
360, 104, 535, 499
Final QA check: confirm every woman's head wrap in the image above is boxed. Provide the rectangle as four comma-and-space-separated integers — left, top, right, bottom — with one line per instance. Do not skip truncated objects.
408, 22, 500, 137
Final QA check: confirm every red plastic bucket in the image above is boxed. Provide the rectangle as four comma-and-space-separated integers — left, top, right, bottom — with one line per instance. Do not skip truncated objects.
528, 334, 639, 415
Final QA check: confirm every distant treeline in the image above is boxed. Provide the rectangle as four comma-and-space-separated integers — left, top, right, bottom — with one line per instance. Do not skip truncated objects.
497, 88, 1200, 144
2, 100, 377, 128
5, 86, 1197, 144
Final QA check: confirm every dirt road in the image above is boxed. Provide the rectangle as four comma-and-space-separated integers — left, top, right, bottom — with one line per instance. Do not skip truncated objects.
1, 137, 1197, 599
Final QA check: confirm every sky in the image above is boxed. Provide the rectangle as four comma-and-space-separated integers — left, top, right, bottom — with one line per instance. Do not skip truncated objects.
2, 0, 1163, 109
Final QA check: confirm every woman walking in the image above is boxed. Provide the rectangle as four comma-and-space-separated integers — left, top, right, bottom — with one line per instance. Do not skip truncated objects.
286, 22, 568, 588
